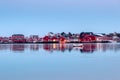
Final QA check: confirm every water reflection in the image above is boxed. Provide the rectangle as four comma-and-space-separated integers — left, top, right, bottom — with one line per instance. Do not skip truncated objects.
11, 44, 25, 51
0, 43, 120, 53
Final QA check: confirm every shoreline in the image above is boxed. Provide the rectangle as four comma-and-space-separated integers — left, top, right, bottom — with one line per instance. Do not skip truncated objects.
0, 41, 115, 44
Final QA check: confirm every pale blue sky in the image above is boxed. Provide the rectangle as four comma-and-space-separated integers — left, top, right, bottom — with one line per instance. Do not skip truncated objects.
0, 0, 120, 36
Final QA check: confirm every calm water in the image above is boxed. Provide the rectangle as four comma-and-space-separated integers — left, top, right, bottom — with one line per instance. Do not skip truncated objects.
0, 43, 120, 80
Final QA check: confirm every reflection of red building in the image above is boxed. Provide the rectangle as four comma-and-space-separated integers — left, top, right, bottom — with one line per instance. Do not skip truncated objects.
43, 44, 51, 51
42, 43, 97, 53
59, 36, 66, 43
0, 45, 9, 50
0, 43, 119, 53
11, 45, 25, 51
80, 44, 96, 53
43, 44, 66, 52
59, 44, 66, 52
30, 45, 39, 51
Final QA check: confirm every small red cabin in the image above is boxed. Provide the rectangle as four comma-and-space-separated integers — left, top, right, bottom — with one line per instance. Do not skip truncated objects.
0, 37, 3, 43
11, 34, 26, 43
51, 36, 58, 42
43, 36, 50, 42
2, 37, 9, 43
59, 36, 66, 43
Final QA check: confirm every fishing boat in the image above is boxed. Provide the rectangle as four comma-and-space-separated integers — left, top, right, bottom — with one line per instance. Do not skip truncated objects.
73, 44, 83, 49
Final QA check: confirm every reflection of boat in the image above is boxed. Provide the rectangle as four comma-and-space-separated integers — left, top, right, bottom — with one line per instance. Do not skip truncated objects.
109, 40, 117, 43
73, 44, 83, 47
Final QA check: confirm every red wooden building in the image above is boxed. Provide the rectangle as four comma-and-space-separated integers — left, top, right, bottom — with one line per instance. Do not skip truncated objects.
11, 34, 26, 43
80, 32, 96, 42
43, 36, 50, 42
